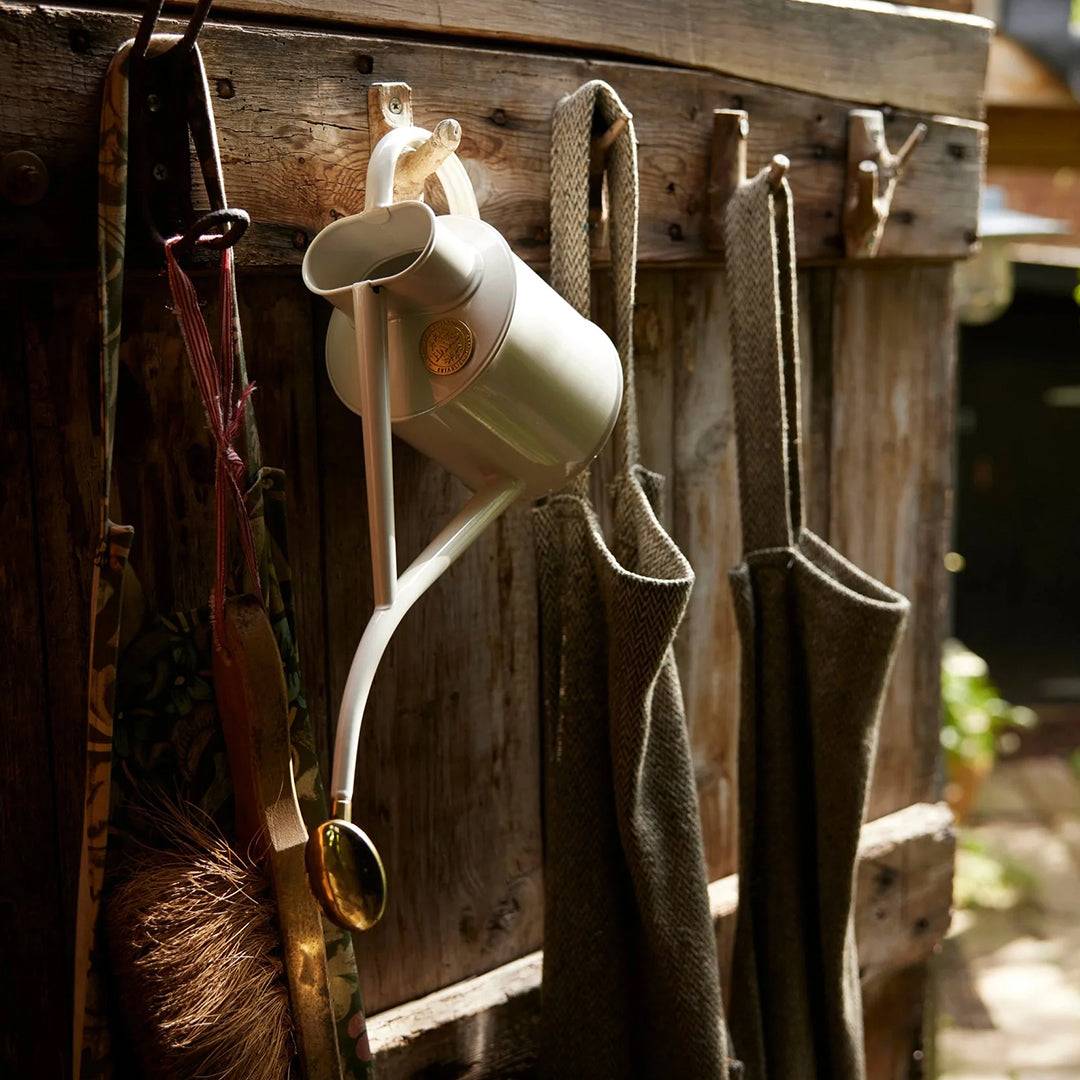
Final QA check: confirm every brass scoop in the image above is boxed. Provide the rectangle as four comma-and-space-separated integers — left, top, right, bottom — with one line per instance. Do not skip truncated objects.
305, 800, 387, 931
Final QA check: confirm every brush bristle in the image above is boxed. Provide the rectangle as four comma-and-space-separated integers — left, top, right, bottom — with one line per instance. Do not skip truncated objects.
106, 800, 296, 1080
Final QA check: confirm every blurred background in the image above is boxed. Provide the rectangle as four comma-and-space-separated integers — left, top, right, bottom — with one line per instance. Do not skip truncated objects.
935, 2, 1080, 1076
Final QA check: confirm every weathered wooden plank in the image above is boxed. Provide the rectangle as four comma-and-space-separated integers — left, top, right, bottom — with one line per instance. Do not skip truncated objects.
206, 0, 991, 119
669, 270, 822, 881
670, 269, 741, 879
236, 274, 332, 771
862, 963, 932, 1080
827, 265, 956, 820
314, 306, 543, 1013
21, 279, 103, 998
368, 801, 955, 1078
632, 271, 677, 528
0, 284, 68, 1078
0, 5, 985, 271
987, 105, 1080, 168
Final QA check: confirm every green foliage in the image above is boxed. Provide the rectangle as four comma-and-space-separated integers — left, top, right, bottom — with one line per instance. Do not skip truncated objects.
954, 834, 1037, 912
941, 639, 1037, 769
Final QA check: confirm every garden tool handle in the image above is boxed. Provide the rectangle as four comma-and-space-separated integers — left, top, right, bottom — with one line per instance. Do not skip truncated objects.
214, 597, 342, 1080
365, 124, 480, 219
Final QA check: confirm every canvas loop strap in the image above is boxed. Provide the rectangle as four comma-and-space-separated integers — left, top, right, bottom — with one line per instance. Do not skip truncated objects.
724, 170, 805, 554
165, 240, 263, 644
550, 79, 639, 482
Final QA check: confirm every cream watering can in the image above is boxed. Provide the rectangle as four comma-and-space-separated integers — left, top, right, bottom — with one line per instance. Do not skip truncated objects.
301, 123, 623, 931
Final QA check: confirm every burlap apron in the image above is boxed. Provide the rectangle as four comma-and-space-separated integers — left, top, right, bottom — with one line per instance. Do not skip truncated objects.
723, 170, 910, 1080
535, 79, 729, 1080
72, 40, 371, 1079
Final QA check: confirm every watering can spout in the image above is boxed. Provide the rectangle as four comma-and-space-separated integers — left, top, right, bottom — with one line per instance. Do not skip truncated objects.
330, 475, 523, 802
302, 201, 481, 317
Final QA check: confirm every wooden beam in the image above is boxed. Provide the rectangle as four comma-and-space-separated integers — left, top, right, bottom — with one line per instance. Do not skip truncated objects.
200, 0, 992, 120
988, 105, 1080, 169
986, 34, 1077, 109
0, 5, 985, 270
367, 802, 955, 1078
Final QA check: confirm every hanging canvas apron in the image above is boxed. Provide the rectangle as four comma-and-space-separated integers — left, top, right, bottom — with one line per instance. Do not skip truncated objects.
723, 169, 910, 1080
72, 39, 372, 1079
535, 79, 730, 1080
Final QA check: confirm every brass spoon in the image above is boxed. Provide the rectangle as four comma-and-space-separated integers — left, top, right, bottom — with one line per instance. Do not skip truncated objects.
305, 799, 387, 932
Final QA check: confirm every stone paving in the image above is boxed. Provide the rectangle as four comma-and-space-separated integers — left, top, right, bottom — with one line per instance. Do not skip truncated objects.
937, 757, 1080, 1080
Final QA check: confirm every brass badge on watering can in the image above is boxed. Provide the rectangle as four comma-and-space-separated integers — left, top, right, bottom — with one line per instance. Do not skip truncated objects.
421, 318, 474, 375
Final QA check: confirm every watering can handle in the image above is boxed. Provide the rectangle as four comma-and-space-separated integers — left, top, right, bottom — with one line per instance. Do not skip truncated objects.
365, 124, 481, 219
330, 282, 522, 805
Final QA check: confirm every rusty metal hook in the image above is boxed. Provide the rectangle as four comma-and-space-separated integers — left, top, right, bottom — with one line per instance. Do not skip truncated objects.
171, 207, 251, 256
132, 0, 214, 62
129, 0, 248, 257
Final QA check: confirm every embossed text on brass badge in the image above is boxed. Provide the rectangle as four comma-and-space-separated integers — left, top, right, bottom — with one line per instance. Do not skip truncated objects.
420, 318, 474, 375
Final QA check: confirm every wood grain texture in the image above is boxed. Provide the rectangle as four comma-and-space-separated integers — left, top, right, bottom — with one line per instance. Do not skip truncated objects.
827, 265, 957, 820
314, 305, 543, 1013
20, 282, 102, 974
669, 270, 742, 879
368, 801, 955, 1078
237, 274, 332, 771
16, 272, 332, 1076
0, 5, 985, 271
200, 0, 992, 119
0, 286, 68, 1078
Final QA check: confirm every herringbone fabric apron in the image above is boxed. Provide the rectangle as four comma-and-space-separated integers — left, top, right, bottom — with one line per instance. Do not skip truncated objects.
724, 168, 910, 1080
72, 39, 371, 1079
535, 79, 730, 1080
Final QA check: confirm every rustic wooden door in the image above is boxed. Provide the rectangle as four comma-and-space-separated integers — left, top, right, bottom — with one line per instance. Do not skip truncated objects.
0, 1, 988, 1075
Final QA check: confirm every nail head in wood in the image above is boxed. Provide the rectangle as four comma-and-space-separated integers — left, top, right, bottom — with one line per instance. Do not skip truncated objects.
368, 81, 413, 147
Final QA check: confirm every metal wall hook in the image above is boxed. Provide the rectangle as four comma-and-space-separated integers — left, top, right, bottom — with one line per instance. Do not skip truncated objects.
842, 109, 927, 257
129, 0, 249, 258
171, 207, 251, 256
706, 108, 789, 251
132, 0, 214, 62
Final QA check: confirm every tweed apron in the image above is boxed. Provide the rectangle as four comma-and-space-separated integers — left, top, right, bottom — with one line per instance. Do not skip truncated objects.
72, 40, 371, 1079
535, 79, 729, 1079
724, 170, 910, 1080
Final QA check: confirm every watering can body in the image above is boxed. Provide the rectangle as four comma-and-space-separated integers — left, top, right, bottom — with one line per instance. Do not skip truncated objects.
311, 202, 621, 501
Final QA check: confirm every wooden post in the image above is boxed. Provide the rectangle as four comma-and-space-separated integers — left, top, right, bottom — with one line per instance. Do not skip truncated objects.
706, 109, 748, 250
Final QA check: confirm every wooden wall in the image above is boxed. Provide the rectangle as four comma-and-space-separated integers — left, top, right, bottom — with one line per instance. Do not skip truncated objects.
1, 256, 955, 1074
0, 1, 980, 1075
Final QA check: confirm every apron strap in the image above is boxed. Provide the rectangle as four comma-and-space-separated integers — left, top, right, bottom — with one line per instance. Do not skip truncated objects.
550, 79, 639, 479
724, 169, 804, 553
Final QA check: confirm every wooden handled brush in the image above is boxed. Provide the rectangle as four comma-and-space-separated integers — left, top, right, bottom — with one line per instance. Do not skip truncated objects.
213, 595, 342, 1080
105, 597, 342, 1080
